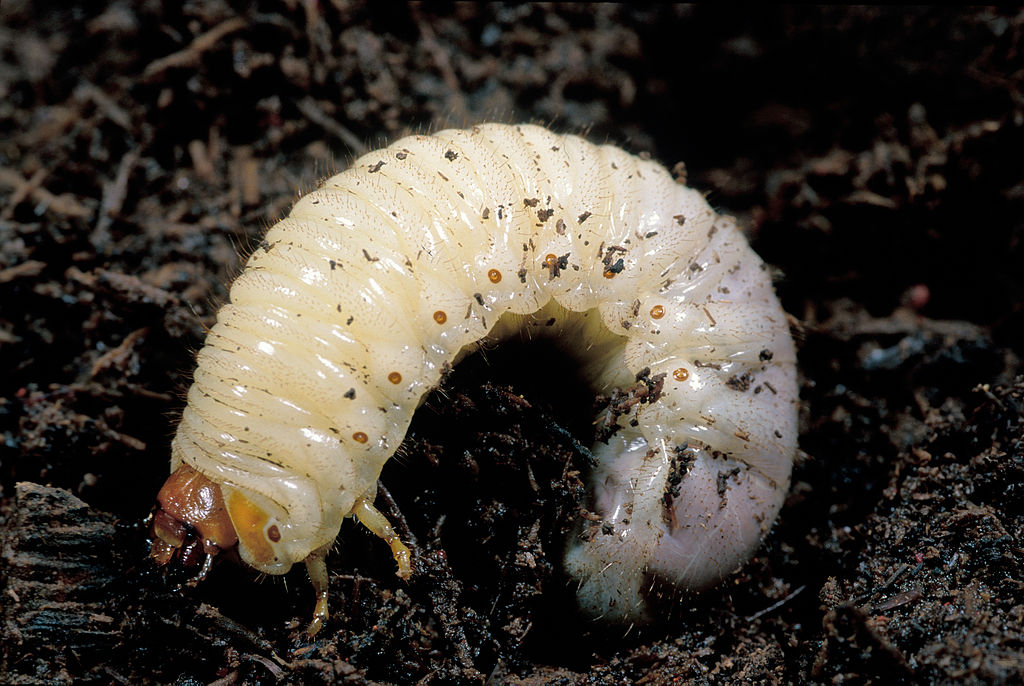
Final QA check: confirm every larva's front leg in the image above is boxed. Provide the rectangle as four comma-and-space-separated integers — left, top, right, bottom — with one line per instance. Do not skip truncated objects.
304, 543, 331, 637
302, 497, 411, 636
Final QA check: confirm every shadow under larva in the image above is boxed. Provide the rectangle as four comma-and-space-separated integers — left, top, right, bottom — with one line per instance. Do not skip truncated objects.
149, 122, 798, 633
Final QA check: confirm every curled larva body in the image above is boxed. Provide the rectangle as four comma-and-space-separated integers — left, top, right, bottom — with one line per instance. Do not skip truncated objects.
151, 123, 798, 630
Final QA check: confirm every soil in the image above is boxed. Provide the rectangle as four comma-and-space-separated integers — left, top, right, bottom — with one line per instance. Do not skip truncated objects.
2, 4, 1023, 685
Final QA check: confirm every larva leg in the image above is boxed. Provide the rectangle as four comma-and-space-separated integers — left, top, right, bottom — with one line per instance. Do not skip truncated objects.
353, 497, 413, 579
304, 543, 331, 636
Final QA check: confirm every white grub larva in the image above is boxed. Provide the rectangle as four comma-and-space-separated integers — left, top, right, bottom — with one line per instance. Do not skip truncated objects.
150, 123, 798, 631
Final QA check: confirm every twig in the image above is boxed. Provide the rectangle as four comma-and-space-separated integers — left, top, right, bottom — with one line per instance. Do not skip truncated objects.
143, 17, 248, 80
745, 584, 806, 621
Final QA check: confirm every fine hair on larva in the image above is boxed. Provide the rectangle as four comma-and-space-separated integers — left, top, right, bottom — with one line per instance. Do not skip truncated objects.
150, 122, 798, 632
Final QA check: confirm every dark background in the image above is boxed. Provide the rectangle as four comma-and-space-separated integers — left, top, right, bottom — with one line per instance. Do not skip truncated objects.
1, 4, 1022, 684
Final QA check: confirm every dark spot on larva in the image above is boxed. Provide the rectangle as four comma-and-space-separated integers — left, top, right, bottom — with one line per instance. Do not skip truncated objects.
621, 321, 631, 329
720, 286, 731, 294
674, 214, 686, 226
329, 259, 336, 270
673, 368, 689, 382
267, 525, 281, 542
437, 171, 449, 182
754, 385, 763, 394
346, 315, 354, 325
353, 432, 368, 444
344, 388, 356, 399
556, 218, 566, 235
672, 160, 687, 183
474, 293, 485, 306
611, 162, 618, 170
759, 349, 774, 362
433, 310, 447, 324
444, 149, 458, 161
545, 318, 556, 326
578, 211, 592, 224
689, 261, 703, 273
311, 199, 320, 204
603, 258, 625, 278
537, 208, 554, 222
708, 224, 718, 238
764, 381, 777, 395
259, 240, 271, 252
551, 145, 559, 151
497, 206, 504, 220
726, 373, 754, 392
517, 267, 528, 284
362, 249, 379, 262
329, 427, 339, 434
388, 371, 402, 384
544, 253, 569, 279
395, 151, 407, 160
645, 231, 658, 238
488, 269, 502, 283
702, 307, 717, 326
523, 197, 539, 207
717, 467, 742, 496
650, 305, 665, 319
368, 160, 385, 173
774, 429, 783, 438
482, 207, 490, 220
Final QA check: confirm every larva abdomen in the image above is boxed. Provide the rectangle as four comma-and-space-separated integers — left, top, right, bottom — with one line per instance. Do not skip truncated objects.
151, 123, 798, 629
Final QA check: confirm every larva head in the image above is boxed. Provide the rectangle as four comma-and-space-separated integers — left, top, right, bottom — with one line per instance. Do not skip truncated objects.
150, 463, 238, 576
151, 464, 303, 578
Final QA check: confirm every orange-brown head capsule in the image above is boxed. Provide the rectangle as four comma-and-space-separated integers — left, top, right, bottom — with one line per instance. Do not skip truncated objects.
150, 463, 238, 578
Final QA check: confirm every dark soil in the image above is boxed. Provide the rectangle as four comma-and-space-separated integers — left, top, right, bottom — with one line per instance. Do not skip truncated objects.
2, 4, 1023, 685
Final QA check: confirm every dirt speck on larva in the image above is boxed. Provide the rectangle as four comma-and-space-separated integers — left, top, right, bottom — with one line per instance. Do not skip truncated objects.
1, 4, 1023, 686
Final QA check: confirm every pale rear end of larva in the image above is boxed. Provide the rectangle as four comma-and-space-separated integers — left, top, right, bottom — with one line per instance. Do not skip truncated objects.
151, 123, 798, 631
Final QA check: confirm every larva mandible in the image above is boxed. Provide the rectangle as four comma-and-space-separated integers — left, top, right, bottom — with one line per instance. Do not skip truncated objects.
150, 123, 798, 632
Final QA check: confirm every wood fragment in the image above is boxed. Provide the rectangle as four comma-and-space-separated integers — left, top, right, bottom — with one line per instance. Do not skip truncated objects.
143, 17, 248, 80
0, 260, 46, 284
295, 97, 367, 154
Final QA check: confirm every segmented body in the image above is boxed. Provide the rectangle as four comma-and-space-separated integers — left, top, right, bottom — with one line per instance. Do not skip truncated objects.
170, 123, 798, 621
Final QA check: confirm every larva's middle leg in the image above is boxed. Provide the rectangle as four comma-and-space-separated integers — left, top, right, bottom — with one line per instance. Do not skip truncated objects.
353, 497, 413, 579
